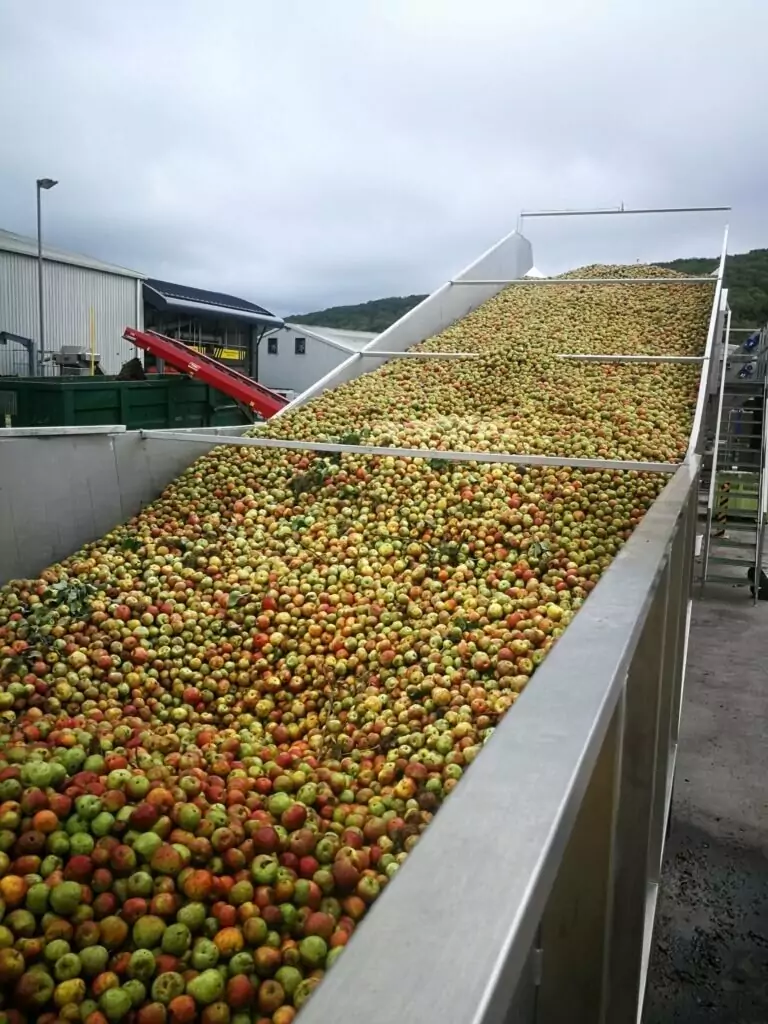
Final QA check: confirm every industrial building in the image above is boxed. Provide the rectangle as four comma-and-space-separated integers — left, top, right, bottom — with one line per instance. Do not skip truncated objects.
142, 278, 282, 379
259, 322, 377, 395
0, 224, 378, 399
0, 229, 284, 378
0, 228, 144, 376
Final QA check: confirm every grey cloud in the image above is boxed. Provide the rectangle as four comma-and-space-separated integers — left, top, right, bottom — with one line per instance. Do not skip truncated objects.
1, 0, 766, 315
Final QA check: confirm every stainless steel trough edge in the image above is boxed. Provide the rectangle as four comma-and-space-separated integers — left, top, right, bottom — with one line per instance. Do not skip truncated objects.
294, 459, 698, 1024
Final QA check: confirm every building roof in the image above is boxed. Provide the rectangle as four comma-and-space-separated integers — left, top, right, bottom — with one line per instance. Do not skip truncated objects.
282, 323, 377, 352
144, 278, 283, 326
0, 228, 145, 279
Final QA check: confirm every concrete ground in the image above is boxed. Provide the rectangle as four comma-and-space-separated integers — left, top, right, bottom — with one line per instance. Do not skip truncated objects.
643, 586, 768, 1023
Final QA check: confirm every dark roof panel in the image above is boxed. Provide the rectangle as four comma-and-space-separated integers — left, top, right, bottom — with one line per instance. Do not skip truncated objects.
145, 278, 275, 318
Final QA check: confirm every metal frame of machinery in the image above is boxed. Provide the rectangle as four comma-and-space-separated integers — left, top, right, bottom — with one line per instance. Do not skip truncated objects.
0, 209, 733, 1023
699, 320, 768, 599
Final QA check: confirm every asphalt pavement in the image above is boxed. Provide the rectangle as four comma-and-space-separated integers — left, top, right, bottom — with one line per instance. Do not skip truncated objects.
643, 587, 768, 1023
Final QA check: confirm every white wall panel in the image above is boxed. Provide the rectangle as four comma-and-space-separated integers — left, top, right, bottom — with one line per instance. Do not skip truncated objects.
258, 327, 349, 394
0, 251, 140, 374
0, 426, 250, 583
0, 431, 123, 581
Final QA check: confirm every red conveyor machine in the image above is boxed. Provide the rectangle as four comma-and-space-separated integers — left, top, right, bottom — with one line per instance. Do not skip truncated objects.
123, 327, 288, 419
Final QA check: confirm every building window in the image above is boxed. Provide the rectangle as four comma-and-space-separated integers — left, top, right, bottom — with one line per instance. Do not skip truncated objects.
295, 337, 306, 355
267, 337, 278, 355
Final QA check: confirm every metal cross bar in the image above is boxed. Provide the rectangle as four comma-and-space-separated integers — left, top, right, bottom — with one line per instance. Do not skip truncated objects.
140, 429, 680, 475
450, 277, 717, 286
557, 354, 704, 364
358, 351, 480, 359
519, 206, 731, 218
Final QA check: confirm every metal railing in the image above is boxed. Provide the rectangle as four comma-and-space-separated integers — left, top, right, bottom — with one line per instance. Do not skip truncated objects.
700, 303, 732, 586
700, 318, 768, 600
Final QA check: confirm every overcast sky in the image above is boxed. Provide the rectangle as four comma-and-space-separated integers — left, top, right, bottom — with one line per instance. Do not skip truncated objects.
1, 0, 766, 315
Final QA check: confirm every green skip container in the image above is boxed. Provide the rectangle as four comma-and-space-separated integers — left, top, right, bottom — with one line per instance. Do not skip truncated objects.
0, 375, 252, 430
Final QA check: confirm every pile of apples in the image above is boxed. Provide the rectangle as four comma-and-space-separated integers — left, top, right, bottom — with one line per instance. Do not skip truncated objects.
0, 266, 712, 1022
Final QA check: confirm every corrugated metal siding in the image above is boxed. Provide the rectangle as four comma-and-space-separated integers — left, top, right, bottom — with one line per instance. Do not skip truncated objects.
0, 251, 140, 374
0, 228, 144, 278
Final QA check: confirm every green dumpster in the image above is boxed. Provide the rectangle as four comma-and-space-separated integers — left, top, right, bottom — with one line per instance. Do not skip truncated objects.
0, 375, 252, 429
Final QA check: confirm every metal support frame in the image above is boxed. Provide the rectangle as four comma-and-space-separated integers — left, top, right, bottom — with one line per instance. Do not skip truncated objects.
519, 205, 731, 219
359, 354, 705, 367
700, 305, 731, 589
449, 277, 717, 286
358, 350, 480, 359
139, 429, 680, 475
686, 227, 729, 459
753, 362, 768, 601
515, 204, 731, 247
36, 183, 45, 366
557, 353, 704, 365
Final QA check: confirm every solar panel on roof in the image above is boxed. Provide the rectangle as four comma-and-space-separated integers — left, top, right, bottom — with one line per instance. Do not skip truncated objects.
145, 278, 275, 318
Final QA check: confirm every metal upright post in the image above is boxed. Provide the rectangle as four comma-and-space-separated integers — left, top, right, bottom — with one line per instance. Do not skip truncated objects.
700, 307, 730, 590
753, 343, 768, 603
36, 185, 44, 368
35, 177, 58, 373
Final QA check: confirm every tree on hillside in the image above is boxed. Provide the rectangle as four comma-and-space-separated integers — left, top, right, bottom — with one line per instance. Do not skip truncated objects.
288, 295, 427, 334
658, 249, 768, 329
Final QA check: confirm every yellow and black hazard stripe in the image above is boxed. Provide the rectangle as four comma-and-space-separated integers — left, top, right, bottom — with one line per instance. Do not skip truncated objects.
188, 344, 243, 361
712, 479, 730, 537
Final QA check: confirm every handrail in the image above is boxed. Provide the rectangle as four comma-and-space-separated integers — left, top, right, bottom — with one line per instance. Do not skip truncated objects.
519, 205, 731, 218
686, 225, 729, 459
700, 304, 731, 589
450, 276, 717, 286
753, 343, 768, 603
139, 429, 681, 475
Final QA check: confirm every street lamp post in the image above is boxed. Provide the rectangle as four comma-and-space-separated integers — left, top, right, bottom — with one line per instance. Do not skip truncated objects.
36, 177, 58, 372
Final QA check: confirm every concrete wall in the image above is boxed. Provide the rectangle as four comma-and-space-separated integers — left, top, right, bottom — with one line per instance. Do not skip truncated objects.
273, 229, 533, 416
0, 425, 248, 583
258, 326, 351, 394
0, 251, 142, 374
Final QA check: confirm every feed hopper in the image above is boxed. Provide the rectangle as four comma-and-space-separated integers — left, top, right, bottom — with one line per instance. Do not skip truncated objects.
0, 217, 728, 1024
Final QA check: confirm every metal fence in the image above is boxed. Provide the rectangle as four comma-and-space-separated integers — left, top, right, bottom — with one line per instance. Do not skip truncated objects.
0, 341, 54, 423
0, 343, 31, 378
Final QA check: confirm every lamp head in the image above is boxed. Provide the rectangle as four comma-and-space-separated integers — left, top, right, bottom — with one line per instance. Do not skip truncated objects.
37, 178, 58, 190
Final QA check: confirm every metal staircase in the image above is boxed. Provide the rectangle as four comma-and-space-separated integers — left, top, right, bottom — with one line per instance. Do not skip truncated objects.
700, 318, 768, 601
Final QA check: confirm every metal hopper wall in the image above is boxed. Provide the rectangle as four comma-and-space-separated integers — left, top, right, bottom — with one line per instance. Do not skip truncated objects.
266, 220, 729, 1024
0, 216, 729, 1024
